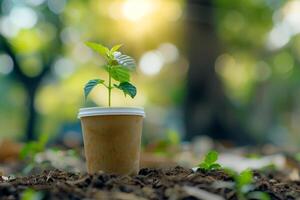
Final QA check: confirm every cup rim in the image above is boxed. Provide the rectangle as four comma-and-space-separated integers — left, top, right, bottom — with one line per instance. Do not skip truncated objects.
78, 107, 145, 119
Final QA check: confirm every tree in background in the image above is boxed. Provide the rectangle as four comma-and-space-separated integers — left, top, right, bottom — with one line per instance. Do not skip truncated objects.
0, 3, 62, 140
0, 0, 185, 142
1, 0, 300, 147
184, 0, 300, 147
184, 0, 252, 144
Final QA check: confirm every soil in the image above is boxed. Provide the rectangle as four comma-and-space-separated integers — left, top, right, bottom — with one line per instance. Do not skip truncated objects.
0, 166, 299, 200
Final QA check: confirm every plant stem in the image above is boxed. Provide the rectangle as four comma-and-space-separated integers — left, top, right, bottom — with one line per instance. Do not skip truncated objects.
108, 66, 112, 107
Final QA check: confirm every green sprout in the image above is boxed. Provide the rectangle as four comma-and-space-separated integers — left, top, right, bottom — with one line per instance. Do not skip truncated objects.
235, 169, 254, 199
84, 42, 137, 106
20, 133, 49, 161
21, 188, 44, 200
226, 168, 270, 200
198, 150, 222, 171
20, 133, 49, 174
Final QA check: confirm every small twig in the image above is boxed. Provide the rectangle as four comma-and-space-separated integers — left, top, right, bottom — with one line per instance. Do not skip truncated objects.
46, 171, 53, 182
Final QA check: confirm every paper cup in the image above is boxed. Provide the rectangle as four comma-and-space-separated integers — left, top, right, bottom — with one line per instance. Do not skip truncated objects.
78, 107, 145, 175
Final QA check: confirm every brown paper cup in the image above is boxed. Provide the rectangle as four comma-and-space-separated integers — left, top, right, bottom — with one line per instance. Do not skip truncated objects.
78, 107, 145, 175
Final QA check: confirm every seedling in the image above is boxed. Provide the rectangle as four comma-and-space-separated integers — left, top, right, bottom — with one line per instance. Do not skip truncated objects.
20, 133, 49, 161
84, 42, 137, 106
20, 133, 49, 174
21, 188, 44, 200
198, 150, 222, 171
235, 169, 254, 199
226, 168, 270, 200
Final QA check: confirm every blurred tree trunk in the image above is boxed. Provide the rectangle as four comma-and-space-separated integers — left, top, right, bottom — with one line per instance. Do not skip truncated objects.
0, 35, 51, 140
0, 8, 61, 141
26, 87, 37, 141
25, 74, 46, 141
184, 0, 251, 144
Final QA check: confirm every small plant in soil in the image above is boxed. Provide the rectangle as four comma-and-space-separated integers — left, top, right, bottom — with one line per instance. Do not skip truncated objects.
20, 133, 49, 174
84, 42, 137, 106
20, 134, 49, 160
226, 168, 270, 200
79, 43, 144, 175
21, 188, 44, 200
198, 150, 222, 171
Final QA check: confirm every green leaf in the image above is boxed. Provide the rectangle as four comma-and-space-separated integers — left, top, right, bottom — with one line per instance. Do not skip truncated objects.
238, 169, 253, 186
19, 133, 49, 160
208, 163, 222, 170
84, 79, 104, 99
111, 44, 123, 52
20, 142, 37, 160
21, 188, 44, 200
114, 53, 136, 70
114, 82, 137, 98
85, 42, 109, 58
205, 151, 219, 164
110, 66, 130, 82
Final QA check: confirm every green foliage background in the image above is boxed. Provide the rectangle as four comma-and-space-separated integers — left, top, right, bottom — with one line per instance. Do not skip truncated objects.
1, 0, 300, 146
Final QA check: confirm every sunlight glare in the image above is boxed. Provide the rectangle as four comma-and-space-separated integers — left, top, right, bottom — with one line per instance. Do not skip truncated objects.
122, 0, 154, 22
267, 0, 300, 50
267, 22, 291, 50
283, 0, 300, 34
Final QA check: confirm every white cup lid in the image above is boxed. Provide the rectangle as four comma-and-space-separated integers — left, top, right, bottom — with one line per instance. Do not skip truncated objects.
78, 107, 145, 119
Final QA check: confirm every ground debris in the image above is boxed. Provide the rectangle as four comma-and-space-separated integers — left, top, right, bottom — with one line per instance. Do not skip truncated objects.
0, 166, 299, 199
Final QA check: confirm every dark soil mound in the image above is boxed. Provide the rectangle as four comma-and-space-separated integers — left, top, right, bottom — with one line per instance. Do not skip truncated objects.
0, 166, 299, 200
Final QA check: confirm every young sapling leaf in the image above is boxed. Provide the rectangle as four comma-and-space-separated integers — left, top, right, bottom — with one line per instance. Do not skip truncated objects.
111, 44, 123, 52
84, 42, 137, 106
84, 79, 105, 99
85, 42, 109, 59
114, 82, 137, 98
114, 53, 136, 70
110, 66, 130, 83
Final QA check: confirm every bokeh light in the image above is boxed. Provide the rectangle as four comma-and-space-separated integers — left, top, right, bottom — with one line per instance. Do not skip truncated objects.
2, 0, 300, 148
122, 0, 155, 22
158, 43, 179, 64
0, 54, 14, 75
10, 7, 38, 29
139, 51, 164, 76
267, 0, 300, 50
53, 58, 75, 79
47, 0, 66, 14
25, 0, 46, 6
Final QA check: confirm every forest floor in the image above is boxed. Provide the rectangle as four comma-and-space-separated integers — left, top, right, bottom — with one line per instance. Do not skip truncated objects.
0, 166, 300, 200
0, 138, 300, 199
